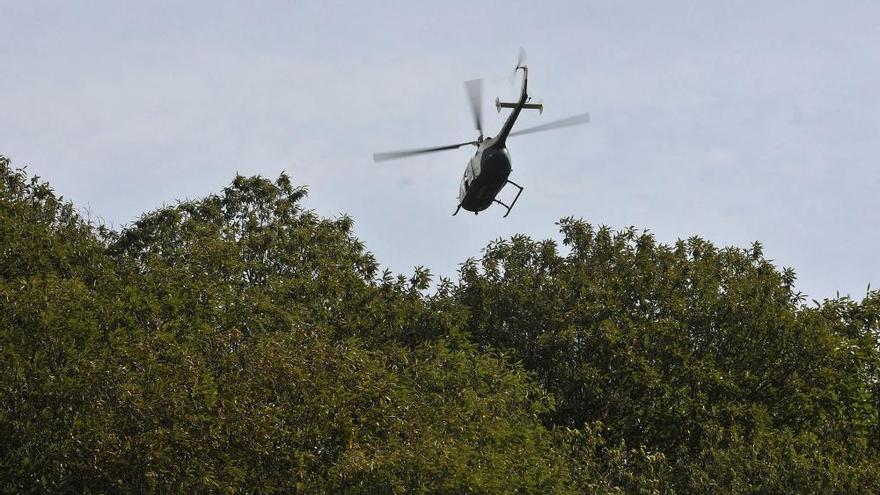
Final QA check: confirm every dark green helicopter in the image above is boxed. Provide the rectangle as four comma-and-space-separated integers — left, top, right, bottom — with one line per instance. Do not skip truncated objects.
374, 49, 590, 217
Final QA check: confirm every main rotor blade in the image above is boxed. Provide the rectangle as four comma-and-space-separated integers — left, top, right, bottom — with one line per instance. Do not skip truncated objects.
373, 140, 478, 162
508, 112, 590, 138
464, 79, 484, 138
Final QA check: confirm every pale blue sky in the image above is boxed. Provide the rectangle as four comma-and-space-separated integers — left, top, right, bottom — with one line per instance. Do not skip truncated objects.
2, 1, 878, 300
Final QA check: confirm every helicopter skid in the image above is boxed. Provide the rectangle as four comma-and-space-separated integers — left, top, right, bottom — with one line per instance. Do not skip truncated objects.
493, 180, 524, 218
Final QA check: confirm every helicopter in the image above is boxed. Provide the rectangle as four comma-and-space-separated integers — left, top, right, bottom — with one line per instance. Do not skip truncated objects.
373, 49, 590, 217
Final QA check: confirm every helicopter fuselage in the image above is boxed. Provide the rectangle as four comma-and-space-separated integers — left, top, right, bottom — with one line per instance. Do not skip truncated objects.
457, 140, 512, 213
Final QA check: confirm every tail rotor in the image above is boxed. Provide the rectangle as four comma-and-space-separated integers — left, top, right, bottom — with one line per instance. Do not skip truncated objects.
509, 47, 527, 84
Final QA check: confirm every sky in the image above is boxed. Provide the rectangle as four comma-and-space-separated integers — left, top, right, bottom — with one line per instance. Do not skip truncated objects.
2, 1, 879, 301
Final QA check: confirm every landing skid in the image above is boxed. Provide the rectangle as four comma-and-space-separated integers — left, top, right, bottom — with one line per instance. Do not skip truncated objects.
494, 180, 524, 218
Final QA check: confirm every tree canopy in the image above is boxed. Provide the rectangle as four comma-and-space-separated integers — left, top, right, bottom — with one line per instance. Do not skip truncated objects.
2, 155, 878, 493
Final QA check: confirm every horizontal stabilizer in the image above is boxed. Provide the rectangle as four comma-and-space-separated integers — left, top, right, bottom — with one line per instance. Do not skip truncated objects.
495, 97, 543, 114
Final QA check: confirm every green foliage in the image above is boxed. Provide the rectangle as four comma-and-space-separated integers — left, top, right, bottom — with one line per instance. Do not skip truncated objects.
456, 218, 880, 492
2, 155, 878, 493
0, 157, 570, 494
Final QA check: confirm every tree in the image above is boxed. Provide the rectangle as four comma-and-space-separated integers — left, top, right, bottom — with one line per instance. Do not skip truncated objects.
0, 157, 575, 494
455, 218, 880, 492
2, 155, 878, 493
